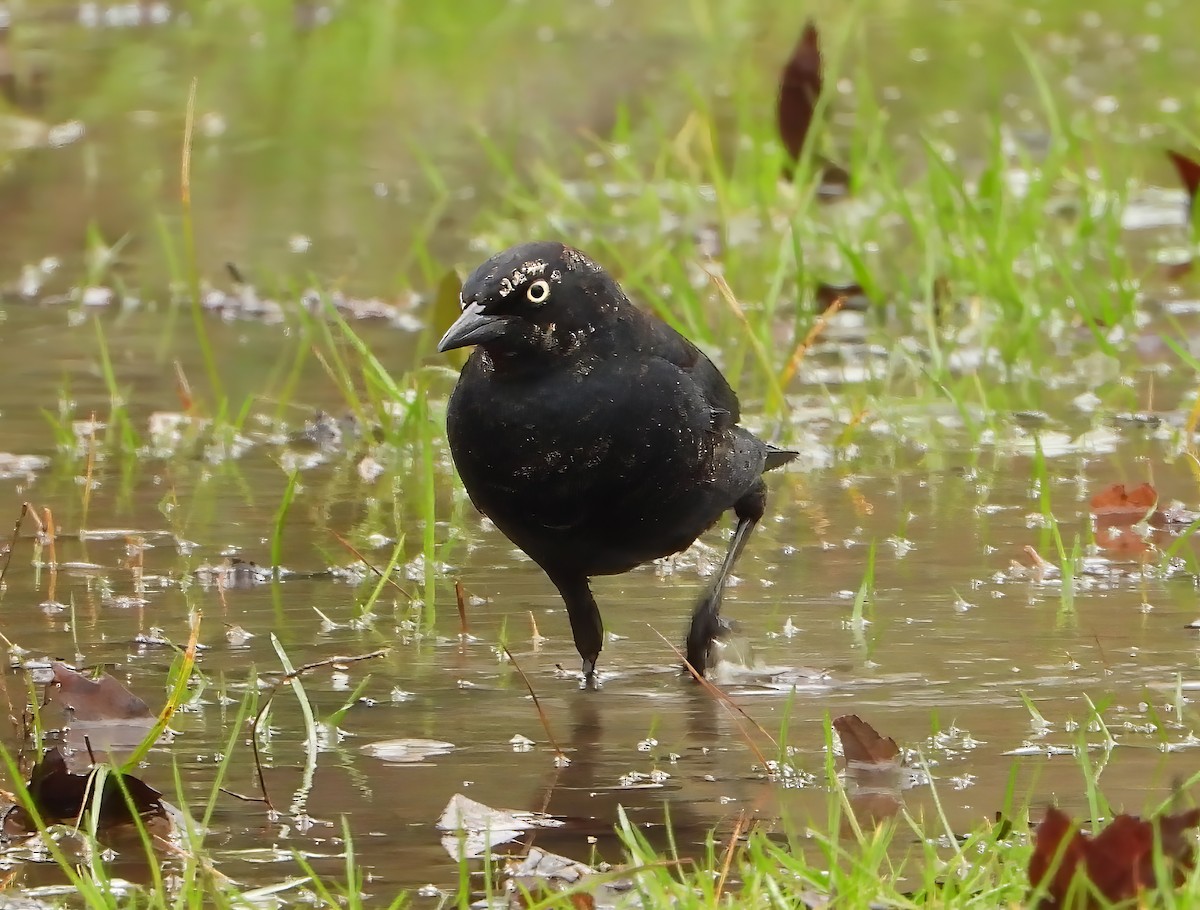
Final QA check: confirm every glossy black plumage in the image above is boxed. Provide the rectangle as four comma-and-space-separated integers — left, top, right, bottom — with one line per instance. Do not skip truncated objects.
439, 241, 795, 679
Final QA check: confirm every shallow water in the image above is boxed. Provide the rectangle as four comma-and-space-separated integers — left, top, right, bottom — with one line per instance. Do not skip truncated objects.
2, 0, 1200, 905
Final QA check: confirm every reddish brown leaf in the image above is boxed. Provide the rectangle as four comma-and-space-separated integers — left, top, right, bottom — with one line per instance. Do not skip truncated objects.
47, 662, 153, 722
777, 20, 822, 165
1089, 483, 1178, 556
834, 716, 903, 831
832, 714, 900, 767
1029, 806, 1200, 908
1168, 150, 1200, 214
1157, 807, 1200, 862
1030, 807, 1087, 906
1089, 483, 1158, 522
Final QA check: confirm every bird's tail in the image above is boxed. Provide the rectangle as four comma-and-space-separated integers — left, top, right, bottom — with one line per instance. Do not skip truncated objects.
764, 444, 799, 472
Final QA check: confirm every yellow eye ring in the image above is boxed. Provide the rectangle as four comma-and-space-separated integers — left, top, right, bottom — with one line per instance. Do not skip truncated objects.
526, 279, 551, 304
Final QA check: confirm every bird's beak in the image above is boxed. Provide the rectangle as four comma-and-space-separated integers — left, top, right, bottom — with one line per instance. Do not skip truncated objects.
437, 301, 510, 352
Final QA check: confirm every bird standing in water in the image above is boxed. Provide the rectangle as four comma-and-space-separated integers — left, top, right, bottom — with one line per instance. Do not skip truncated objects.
438, 242, 795, 680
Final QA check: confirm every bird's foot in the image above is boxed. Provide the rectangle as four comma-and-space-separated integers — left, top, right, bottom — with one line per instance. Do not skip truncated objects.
685, 597, 729, 677
580, 656, 602, 690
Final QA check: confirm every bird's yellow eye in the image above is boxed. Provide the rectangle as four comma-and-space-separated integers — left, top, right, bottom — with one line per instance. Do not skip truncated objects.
526, 279, 551, 305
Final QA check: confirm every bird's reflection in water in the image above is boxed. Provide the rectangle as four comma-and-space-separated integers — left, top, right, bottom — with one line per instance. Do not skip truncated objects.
524, 683, 777, 865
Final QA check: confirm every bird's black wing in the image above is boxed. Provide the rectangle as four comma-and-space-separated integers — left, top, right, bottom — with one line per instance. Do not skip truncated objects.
633, 311, 798, 471
633, 311, 742, 430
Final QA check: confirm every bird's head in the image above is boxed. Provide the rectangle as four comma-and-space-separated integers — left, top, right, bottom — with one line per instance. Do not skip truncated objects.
437, 241, 629, 361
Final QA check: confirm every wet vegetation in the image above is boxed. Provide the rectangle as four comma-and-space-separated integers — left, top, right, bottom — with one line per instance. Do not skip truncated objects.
2, 0, 1200, 906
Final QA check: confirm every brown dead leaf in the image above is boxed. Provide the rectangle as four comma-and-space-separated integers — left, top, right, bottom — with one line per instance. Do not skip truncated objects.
777, 20, 823, 167
1089, 482, 1158, 522
1029, 805, 1200, 908
1167, 150, 1200, 216
833, 715, 903, 830
3, 747, 165, 834
47, 662, 153, 722
776, 20, 850, 195
1089, 483, 1167, 556
833, 715, 900, 767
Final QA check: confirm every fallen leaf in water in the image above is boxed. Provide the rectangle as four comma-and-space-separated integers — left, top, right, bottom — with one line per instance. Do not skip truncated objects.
3, 748, 165, 834
42, 663, 157, 756
437, 793, 562, 860
1167, 150, 1200, 217
507, 846, 594, 884
507, 845, 598, 907
362, 738, 455, 764
1089, 482, 1159, 522
1028, 805, 1200, 908
833, 715, 900, 767
1089, 483, 1165, 557
46, 662, 153, 722
833, 715, 903, 829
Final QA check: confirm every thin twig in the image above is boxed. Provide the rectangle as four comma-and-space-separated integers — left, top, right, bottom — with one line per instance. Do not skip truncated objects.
528, 611, 543, 646
1092, 633, 1111, 675
779, 295, 846, 387
330, 531, 415, 601
222, 648, 390, 810
181, 79, 195, 206
0, 503, 30, 589
706, 271, 780, 397
502, 647, 566, 763
522, 762, 566, 858
82, 413, 97, 521
455, 580, 469, 637
651, 628, 776, 770
220, 789, 267, 805
283, 649, 390, 682
173, 359, 193, 414
42, 507, 56, 570
715, 810, 749, 903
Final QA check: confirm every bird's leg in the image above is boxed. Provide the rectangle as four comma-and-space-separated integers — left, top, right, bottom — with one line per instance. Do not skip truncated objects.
549, 571, 605, 680
685, 481, 767, 676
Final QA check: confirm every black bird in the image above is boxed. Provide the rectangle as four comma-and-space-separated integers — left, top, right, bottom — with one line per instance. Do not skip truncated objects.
438, 242, 796, 679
